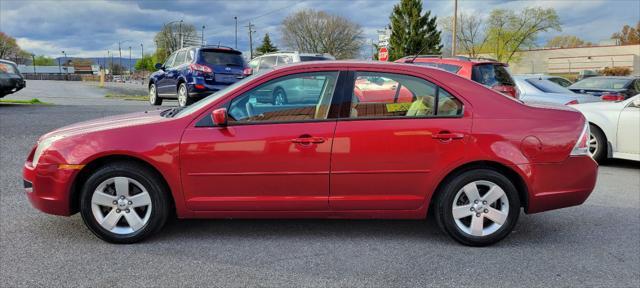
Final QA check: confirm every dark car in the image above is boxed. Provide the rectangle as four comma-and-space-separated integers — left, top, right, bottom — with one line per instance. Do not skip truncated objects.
0, 59, 26, 98
148, 46, 248, 107
568, 76, 640, 101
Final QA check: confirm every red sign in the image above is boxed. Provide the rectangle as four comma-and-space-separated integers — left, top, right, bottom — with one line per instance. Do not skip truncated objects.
378, 47, 389, 62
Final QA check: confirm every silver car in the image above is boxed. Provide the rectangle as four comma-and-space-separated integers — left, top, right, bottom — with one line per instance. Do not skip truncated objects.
514, 75, 600, 105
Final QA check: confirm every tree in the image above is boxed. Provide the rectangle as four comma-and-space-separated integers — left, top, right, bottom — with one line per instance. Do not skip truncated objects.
135, 54, 156, 71
256, 33, 278, 55
154, 22, 197, 60
545, 35, 589, 48
387, 0, 442, 61
485, 7, 561, 63
282, 9, 363, 59
0, 32, 26, 60
33, 55, 56, 66
611, 21, 640, 45
440, 13, 488, 57
109, 63, 125, 75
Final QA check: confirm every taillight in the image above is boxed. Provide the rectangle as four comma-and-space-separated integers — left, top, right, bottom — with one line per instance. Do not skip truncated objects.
570, 121, 591, 156
243, 67, 253, 76
601, 93, 624, 102
189, 63, 212, 74
565, 99, 579, 105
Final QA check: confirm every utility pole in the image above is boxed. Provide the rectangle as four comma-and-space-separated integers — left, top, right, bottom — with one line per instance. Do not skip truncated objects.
179, 19, 184, 49
201, 25, 205, 45
141, 43, 144, 86
246, 21, 255, 59
452, 0, 458, 57
129, 46, 132, 76
118, 42, 122, 75
31, 54, 36, 74
234, 16, 238, 49
61, 51, 68, 74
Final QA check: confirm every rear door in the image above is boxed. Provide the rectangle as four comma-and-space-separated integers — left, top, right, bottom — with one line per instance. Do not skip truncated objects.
156, 52, 177, 95
199, 49, 245, 85
330, 70, 471, 210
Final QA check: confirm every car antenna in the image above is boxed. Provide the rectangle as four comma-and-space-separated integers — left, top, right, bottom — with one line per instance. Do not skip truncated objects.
405, 46, 431, 64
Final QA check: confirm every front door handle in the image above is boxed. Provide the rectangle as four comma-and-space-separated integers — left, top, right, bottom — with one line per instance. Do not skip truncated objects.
432, 131, 465, 140
291, 135, 325, 145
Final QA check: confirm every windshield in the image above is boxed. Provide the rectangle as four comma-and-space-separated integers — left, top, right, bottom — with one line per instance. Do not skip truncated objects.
526, 78, 573, 94
200, 50, 244, 66
175, 75, 256, 117
414, 62, 462, 73
570, 78, 632, 90
0, 62, 18, 74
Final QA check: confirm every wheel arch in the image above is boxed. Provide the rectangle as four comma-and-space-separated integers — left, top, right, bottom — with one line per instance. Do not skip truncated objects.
69, 154, 176, 215
430, 160, 529, 213
588, 122, 611, 158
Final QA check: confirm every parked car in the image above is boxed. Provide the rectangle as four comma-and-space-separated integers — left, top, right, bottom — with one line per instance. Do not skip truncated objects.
395, 55, 518, 98
24, 61, 597, 246
247, 51, 334, 75
519, 74, 573, 87
568, 76, 640, 101
514, 75, 599, 105
148, 46, 247, 107
0, 59, 26, 98
571, 95, 639, 163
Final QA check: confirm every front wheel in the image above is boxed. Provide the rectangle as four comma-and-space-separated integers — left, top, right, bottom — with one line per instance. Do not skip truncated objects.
434, 169, 520, 246
79, 162, 170, 244
149, 83, 162, 106
272, 87, 287, 105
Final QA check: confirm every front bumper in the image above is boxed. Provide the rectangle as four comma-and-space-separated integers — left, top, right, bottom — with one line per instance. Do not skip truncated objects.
523, 156, 598, 213
23, 162, 77, 216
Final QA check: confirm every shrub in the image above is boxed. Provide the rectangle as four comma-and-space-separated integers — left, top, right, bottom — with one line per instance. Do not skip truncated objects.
600, 66, 632, 76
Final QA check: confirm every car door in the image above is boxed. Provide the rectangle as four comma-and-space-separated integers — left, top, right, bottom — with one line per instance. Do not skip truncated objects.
616, 97, 640, 156
164, 50, 187, 96
330, 71, 471, 210
156, 52, 177, 95
179, 70, 344, 211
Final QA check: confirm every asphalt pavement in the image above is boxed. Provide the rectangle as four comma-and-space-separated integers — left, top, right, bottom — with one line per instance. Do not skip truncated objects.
0, 89, 638, 287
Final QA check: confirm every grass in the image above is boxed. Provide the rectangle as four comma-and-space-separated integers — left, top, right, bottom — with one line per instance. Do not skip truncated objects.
0, 98, 51, 105
105, 93, 149, 101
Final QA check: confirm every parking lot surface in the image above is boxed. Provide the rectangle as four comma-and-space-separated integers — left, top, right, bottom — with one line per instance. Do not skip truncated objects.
1, 100, 638, 287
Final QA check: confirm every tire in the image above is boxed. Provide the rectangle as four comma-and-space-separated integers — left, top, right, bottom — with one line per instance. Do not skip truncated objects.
79, 162, 170, 244
177, 83, 194, 107
589, 124, 607, 163
272, 87, 287, 105
434, 169, 520, 246
149, 83, 162, 106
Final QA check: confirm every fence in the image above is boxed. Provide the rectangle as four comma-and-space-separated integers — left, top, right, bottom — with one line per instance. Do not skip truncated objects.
22, 74, 82, 81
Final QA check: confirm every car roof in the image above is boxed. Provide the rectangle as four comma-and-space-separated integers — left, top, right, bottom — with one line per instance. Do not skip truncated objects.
268, 60, 441, 72
0, 59, 17, 65
397, 56, 504, 66
583, 76, 638, 80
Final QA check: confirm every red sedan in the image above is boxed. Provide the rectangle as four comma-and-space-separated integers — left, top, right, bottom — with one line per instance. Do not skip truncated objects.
23, 61, 597, 246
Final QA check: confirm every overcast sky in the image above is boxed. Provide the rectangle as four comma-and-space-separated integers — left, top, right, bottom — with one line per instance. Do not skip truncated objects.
1, 0, 638, 58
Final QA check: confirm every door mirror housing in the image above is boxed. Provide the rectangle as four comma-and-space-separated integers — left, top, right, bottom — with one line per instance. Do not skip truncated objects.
154, 63, 165, 70
211, 108, 228, 126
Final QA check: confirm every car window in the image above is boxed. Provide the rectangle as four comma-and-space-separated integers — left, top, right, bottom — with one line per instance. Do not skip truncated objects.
276, 55, 293, 65
228, 71, 340, 123
299, 56, 332, 61
570, 78, 632, 90
164, 53, 177, 68
248, 58, 260, 70
414, 62, 462, 73
186, 49, 195, 63
526, 78, 574, 94
200, 50, 244, 67
0, 63, 18, 74
174, 50, 187, 67
471, 64, 514, 87
437, 89, 464, 116
547, 77, 572, 87
350, 72, 462, 118
258, 56, 276, 70
633, 80, 640, 92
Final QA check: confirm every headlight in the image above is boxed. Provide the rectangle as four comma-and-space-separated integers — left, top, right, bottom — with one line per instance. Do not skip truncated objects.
32, 136, 64, 167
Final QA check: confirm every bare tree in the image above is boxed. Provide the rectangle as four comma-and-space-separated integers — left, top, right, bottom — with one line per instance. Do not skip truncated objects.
282, 9, 363, 59
441, 13, 488, 57
154, 22, 197, 61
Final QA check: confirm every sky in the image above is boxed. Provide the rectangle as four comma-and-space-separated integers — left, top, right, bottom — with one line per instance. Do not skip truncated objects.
1, 0, 638, 59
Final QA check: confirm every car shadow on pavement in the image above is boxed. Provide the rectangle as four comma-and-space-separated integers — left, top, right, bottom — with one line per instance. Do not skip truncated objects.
600, 158, 640, 169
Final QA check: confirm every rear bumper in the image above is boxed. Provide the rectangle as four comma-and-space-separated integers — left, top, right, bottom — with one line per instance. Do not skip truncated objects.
23, 162, 76, 216
523, 156, 598, 213
188, 76, 235, 98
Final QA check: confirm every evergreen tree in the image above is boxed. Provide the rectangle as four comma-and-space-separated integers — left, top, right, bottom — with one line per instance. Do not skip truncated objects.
388, 0, 442, 61
256, 33, 278, 55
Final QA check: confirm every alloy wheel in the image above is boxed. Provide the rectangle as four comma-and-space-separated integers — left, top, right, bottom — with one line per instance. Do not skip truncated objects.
178, 85, 187, 107
274, 90, 285, 105
91, 176, 152, 235
149, 85, 156, 104
588, 133, 598, 156
451, 180, 509, 237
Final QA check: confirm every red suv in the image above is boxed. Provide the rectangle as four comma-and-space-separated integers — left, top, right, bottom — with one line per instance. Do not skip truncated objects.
396, 56, 518, 98
23, 61, 597, 246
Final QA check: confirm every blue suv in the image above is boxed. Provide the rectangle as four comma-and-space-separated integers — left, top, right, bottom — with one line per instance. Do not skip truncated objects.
148, 46, 247, 107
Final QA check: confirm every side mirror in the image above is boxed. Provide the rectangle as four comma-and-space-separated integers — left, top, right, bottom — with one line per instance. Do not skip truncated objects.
154, 63, 164, 70
211, 108, 228, 126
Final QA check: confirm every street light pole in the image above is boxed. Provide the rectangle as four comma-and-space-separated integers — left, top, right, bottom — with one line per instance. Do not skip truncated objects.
31, 54, 36, 74
234, 16, 238, 49
179, 20, 184, 49
61, 51, 68, 74
129, 46, 132, 77
201, 25, 205, 45
141, 43, 144, 86
452, 0, 458, 57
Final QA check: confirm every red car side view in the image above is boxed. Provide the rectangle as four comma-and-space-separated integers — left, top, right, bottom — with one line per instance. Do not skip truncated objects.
23, 61, 597, 246
395, 56, 519, 98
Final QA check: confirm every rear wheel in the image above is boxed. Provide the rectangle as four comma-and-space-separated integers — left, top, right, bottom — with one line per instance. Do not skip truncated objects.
272, 87, 287, 105
434, 169, 520, 246
79, 162, 170, 244
177, 83, 194, 107
589, 124, 607, 163
149, 83, 162, 106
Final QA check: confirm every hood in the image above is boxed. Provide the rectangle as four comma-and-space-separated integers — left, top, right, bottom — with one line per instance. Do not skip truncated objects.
40, 109, 166, 141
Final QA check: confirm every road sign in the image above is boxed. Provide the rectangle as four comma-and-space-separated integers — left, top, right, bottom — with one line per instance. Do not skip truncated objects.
379, 47, 389, 62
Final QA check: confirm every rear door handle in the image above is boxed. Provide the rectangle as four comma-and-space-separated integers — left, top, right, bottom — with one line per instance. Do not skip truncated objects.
291, 136, 325, 145
432, 132, 465, 140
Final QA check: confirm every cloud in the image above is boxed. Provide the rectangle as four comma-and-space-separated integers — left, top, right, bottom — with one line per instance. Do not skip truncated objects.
1, 0, 638, 58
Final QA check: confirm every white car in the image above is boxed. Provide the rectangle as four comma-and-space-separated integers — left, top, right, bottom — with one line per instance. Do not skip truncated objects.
514, 75, 599, 105
571, 95, 640, 162
247, 51, 335, 74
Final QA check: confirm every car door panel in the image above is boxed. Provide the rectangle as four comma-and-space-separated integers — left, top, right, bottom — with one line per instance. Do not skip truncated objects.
617, 104, 640, 155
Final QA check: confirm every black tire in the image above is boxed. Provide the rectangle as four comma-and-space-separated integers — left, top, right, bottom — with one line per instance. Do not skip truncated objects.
272, 87, 287, 105
177, 83, 194, 107
149, 83, 162, 106
434, 169, 520, 246
589, 124, 607, 163
79, 161, 171, 244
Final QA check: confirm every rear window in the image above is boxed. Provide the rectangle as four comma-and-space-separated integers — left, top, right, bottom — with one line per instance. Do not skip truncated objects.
0, 63, 18, 74
526, 78, 573, 94
300, 56, 332, 61
200, 50, 244, 67
414, 62, 462, 73
471, 64, 514, 87
570, 78, 632, 90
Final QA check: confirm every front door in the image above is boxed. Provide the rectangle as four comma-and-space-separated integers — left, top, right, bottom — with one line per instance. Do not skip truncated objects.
617, 97, 640, 156
330, 71, 471, 210
180, 71, 343, 211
